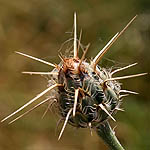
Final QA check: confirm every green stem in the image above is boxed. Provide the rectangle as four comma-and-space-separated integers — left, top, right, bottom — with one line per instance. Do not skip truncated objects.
96, 121, 125, 150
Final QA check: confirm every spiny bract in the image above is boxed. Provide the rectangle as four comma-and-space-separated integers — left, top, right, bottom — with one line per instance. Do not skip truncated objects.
1, 13, 147, 144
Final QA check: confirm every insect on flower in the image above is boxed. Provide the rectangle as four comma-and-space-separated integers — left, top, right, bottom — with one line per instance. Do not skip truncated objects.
1, 12, 147, 149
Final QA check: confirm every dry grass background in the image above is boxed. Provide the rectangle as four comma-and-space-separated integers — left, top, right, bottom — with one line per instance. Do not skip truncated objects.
0, 0, 150, 150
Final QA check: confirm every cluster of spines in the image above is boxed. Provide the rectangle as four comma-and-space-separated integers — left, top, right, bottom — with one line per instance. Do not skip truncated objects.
1, 13, 147, 141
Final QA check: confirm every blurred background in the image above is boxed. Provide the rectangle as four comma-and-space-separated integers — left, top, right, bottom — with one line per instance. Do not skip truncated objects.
0, 0, 150, 150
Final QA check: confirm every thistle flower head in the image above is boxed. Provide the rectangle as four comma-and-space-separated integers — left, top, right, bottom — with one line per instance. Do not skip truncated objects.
1, 13, 147, 149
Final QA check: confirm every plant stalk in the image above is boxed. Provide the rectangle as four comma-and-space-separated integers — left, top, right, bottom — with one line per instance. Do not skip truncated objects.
96, 121, 125, 150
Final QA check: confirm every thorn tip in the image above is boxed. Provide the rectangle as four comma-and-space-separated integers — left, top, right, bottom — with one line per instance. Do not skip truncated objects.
15, 51, 56, 67
74, 12, 78, 59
